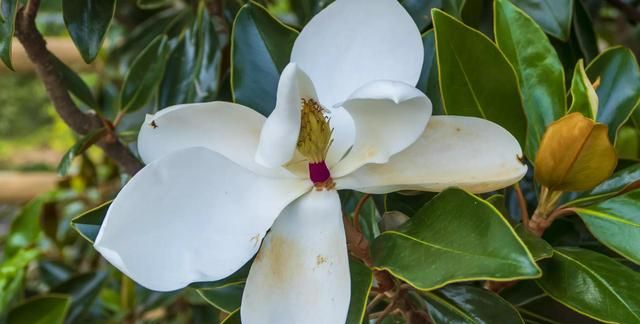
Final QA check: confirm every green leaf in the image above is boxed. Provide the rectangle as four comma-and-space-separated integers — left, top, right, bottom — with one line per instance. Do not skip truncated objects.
568, 60, 598, 119
231, 1, 298, 116
372, 188, 540, 290
290, 0, 334, 25
616, 126, 640, 160
586, 47, 640, 143
432, 9, 527, 147
0, 0, 17, 69
494, 0, 566, 160
537, 247, 640, 323
52, 272, 107, 323
514, 224, 553, 261
574, 190, 640, 264
137, 0, 173, 10
416, 30, 443, 115
7, 295, 70, 324
345, 192, 380, 242
120, 36, 171, 113
62, 0, 116, 63
384, 191, 436, 217
221, 309, 241, 324
4, 195, 52, 256
423, 285, 524, 324
51, 56, 98, 109
399, 0, 465, 31
0, 249, 40, 314
197, 282, 244, 313
159, 4, 221, 107
509, 0, 574, 41
346, 258, 372, 324
71, 201, 111, 244
57, 129, 106, 176
565, 163, 640, 207
572, 0, 598, 63
39, 261, 73, 288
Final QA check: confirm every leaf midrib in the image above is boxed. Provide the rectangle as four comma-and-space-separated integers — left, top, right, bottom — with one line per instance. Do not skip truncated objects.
554, 249, 640, 322
382, 230, 524, 267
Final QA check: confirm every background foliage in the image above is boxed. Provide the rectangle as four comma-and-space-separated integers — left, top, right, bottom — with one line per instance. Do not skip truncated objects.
1, 0, 640, 323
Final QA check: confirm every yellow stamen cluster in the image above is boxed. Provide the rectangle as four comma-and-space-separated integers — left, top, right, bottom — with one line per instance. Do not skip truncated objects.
297, 98, 333, 163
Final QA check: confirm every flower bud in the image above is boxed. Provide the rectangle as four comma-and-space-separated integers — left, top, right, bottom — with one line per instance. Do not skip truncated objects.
534, 113, 617, 192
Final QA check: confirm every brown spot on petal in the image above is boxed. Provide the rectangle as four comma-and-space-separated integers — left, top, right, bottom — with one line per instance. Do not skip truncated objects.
316, 255, 328, 266
257, 235, 302, 284
150, 120, 158, 129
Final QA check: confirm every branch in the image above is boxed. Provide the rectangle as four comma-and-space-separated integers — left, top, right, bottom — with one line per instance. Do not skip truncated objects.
14, 0, 143, 175
605, 0, 640, 23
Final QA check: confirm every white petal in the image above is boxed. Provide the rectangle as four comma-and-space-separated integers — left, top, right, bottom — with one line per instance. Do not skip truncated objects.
325, 106, 355, 167
291, 0, 424, 107
255, 63, 318, 168
241, 190, 350, 324
331, 81, 432, 178
94, 147, 310, 291
336, 116, 527, 194
138, 101, 288, 177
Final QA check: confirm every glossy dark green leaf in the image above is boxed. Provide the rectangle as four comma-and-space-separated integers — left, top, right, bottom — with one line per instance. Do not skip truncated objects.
39, 261, 73, 288
433, 10, 527, 147
537, 247, 640, 323
4, 195, 51, 256
7, 295, 70, 324
346, 258, 372, 324
137, 0, 172, 10
345, 192, 380, 242
399, 0, 464, 31
120, 36, 171, 113
586, 47, 640, 143
159, 4, 221, 107
572, 0, 598, 63
424, 285, 524, 324
384, 191, 436, 217
71, 201, 111, 244
290, 0, 334, 25
565, 163, 640, 207
62, 0, 116, 63
568, 60, 598, 119
514, 224, 553, 261
486, 194, 509, 218
509, 0, 573, 40
0, 0, 17, 69
416, 30, 443, 115
109, 8, 190, 68
51, 56, 98, 109
494, 0, 566, 159
372, 188, 540, 290
197, 282, 244, 313
231, 2, 298, 116
574, 190, 640, 264
52, 272, 107, 323
57, 129, 106, 176
221, 309, 241, 324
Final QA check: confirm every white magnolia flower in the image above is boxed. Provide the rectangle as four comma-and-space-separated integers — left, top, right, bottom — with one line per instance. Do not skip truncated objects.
95, 0, 527, 322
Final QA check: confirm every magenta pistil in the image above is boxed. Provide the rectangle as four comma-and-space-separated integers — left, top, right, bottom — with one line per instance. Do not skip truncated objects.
308, 161, 331, 184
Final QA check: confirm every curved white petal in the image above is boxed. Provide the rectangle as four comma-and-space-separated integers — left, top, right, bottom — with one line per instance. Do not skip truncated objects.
325, 106, 355, 167
336, 116, 527, 194
255, 63, 318, 168
331, 81, 432, 178
291, 0, 424, 107
94, 147, 310, 292
138, 101, 289, 177
241, 190, 350, 324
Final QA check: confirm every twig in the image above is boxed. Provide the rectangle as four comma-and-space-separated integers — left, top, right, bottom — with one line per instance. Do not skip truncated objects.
605, 0, 640, 23
352, 193, 370, 233
514, 183, 529, 226
14, 0, 143, 175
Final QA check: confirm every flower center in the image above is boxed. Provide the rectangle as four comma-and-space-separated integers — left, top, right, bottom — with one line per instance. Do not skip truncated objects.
297, 98, 335, 190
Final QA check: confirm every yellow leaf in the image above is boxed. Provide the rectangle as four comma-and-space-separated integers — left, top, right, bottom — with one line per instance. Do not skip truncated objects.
535, 113, 617, 191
